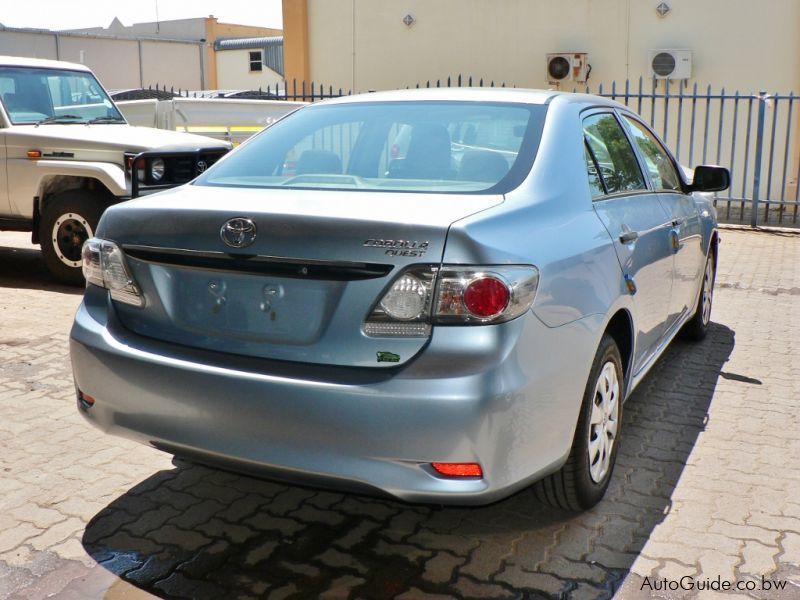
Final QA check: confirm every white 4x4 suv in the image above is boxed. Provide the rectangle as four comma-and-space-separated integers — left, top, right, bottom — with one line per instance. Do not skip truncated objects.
0, 56, 231, 283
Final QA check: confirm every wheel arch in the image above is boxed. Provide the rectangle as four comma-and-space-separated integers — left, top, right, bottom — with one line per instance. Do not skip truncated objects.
33, 176, 116, 243
709, 229, 719, 264
603, 308, 634, 393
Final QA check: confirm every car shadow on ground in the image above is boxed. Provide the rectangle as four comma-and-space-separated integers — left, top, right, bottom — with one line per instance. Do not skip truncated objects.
81, 323, 736, 599
0, 244, 82, 294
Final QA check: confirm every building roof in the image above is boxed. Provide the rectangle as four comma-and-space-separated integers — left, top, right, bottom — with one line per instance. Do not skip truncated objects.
215, 36, 284, 76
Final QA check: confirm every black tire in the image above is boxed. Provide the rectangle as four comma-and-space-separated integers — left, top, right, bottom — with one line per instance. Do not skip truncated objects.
682, 250, 716, 341
39, 190, 107, 285
534, 334, 624, 511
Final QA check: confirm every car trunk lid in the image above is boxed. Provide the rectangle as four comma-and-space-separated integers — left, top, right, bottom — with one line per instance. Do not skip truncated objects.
103, 185, 502, 367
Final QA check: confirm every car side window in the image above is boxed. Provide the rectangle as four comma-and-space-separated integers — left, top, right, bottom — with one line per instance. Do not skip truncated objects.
584, 145, 606, 197
622, 116, 682, 192
582, 113, 646, 195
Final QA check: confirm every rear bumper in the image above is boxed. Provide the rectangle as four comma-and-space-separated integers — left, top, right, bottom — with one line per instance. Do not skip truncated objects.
70, 288, 600, 505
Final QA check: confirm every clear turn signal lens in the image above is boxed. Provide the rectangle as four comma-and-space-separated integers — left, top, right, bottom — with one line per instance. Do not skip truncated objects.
364, 266, 436, 337
379, 273, 427, 320
81, 238, 144, 307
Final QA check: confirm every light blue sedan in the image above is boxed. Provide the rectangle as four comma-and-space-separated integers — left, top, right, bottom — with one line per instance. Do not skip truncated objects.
70, 89, 728, 510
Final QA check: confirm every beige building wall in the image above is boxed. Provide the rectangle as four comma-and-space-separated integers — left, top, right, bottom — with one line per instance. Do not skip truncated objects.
216, 51, 284, 90
0, 29, 204, 90
64, 17, 282, 89
0, 31, 58, 59
57, 36, 140, 89
139, 41, 203, 90
306, 0, 800, 95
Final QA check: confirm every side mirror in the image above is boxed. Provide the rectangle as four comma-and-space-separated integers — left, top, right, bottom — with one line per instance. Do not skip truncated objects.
690, 165, 730, 192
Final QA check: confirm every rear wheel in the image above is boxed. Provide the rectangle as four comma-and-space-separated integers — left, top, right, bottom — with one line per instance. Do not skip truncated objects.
39, 191, 107, 285
535, 334, 623, 511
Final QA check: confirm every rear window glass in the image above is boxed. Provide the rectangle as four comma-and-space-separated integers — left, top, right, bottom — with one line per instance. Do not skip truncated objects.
196, 101, 547, 194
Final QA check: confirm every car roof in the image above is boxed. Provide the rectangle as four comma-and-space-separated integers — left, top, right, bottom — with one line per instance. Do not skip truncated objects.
315, 87, 627, 110
0, 55, 92, 72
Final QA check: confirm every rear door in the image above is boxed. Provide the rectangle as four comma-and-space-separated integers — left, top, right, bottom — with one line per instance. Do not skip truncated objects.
620, 114, 705, 328
584, 110, 675, 374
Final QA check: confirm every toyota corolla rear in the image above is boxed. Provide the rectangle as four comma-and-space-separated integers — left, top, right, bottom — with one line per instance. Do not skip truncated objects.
70, 91, 589, 504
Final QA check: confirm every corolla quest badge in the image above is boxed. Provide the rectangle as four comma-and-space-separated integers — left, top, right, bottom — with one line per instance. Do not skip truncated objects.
220, 218, 257, 248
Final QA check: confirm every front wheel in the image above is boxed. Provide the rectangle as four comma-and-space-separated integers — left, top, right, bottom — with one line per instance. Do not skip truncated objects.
39, 191, 106, 285
682, 251, 716, 341
535, 334, 623, 511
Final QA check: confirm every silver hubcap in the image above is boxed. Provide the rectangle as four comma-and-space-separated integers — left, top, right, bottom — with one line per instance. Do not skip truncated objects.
701, 258, 714, 326
52, 213, 93, 268
588, 361, 619, 483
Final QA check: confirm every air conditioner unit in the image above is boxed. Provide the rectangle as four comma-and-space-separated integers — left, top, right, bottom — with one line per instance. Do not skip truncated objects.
649, 49, 692, 80
546, 53, 589, 85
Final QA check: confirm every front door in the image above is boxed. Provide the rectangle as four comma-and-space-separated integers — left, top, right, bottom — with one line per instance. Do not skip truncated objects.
583, 111, 676, 375
620, 115, 705, 328
0, 129, 8, 215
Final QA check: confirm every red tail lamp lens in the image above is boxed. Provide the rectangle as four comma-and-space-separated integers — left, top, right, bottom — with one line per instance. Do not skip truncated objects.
431, 462, 483, 478
463, 276, 510, 318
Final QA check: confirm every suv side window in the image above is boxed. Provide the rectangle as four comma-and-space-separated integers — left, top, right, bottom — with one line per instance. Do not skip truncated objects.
582, 113, 646, 195
622, 116, 682, 192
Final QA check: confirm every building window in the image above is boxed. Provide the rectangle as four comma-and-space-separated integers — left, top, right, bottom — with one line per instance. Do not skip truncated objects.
249, 51, 263, 72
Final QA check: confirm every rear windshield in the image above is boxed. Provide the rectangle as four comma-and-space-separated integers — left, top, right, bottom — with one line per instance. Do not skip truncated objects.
196, 101, 547, 194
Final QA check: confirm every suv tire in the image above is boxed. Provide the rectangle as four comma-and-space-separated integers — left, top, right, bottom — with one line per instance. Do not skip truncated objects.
40, 190, 106, 285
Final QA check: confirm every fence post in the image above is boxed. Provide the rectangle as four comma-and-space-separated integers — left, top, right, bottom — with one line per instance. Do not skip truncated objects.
751, 91, 768, 227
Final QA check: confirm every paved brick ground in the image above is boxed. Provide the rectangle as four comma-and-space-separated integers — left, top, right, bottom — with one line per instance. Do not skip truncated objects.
0, 228, 799, 600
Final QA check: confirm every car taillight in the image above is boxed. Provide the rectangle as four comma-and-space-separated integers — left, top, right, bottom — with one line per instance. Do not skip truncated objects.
364, 265, 538, 336
434, 266, 538, 324
463, 276, 509, 318
82, 238, 144, 307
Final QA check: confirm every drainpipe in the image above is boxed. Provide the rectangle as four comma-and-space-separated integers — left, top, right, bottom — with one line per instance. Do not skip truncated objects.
199, 42, 206, 90
138, 40, 144, 87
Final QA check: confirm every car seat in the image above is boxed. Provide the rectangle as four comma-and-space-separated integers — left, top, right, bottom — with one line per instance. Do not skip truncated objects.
458, 150, 510, 183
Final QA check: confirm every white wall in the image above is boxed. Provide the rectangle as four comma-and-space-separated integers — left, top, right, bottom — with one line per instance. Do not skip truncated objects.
216, 50, 283, 90
307, 0, 800, 95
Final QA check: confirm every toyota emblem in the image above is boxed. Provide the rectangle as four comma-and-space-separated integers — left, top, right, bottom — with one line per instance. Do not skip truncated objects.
220, 218, 257, 248
196, 160, 208, 173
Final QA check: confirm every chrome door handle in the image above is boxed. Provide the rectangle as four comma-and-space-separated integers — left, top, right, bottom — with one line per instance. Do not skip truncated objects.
620, 230, 639, 244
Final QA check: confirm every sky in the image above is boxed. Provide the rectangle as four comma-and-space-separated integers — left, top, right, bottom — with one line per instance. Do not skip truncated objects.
0, 0, 283, 31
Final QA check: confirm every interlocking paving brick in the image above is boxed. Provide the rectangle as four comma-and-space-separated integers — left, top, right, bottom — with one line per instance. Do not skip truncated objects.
1, 228, 799, 598
420, 550, 465, 584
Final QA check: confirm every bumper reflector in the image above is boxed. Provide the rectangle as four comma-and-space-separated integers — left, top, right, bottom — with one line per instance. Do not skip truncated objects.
78, 390, 96, 408
431, 462, 483, 478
